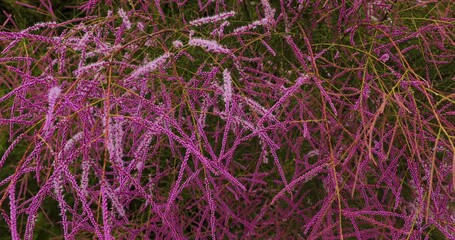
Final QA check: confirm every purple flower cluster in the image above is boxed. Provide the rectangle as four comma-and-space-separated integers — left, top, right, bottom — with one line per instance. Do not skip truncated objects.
188, 38, 230, 54
0, 1, 454, 239
189, 11, 235, 26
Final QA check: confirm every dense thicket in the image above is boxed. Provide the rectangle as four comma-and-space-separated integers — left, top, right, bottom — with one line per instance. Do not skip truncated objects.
0, 1, 454, 239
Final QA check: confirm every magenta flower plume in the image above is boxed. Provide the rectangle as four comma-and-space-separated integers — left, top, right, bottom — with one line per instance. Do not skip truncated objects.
190, 11, 235, 26
0, 1, 453, 239
188, 38, 230, 54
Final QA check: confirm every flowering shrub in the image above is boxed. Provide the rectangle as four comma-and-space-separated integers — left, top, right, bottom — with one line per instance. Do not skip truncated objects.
0, 0, 454, 239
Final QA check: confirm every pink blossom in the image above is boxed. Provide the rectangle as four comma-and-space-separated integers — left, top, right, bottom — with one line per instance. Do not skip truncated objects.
42, 86, 62, 137
74, 61, 107, 77
379, 53, 390, 62
211, 21, 230, 37
59, 132, 83, 158
126, 52, 171, 82
233, 18, 269, 33
137, 22, 145, 31
118, 8, 131, 30
261, 0, 276, 23
48, 86, 62, 106
188, 38, 230, 54
222, 69, 232, 104
189, 11, 235, 26
107, 118, 124, 168
172, 40, 183, 48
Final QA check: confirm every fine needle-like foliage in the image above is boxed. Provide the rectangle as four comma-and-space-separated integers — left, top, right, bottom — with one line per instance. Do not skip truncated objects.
0, 0, 454, 239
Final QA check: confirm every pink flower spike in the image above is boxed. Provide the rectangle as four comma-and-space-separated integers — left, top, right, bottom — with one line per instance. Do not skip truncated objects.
118, 8, 131, 30
379, 53, 390, 62
126, 52, 171, 82
41, 86, 62, 138
188, 38, 230, 54
233, 18, 269, 34
172, 40, 183, 48
222, 69, 233, 105
211, 21, 230, 37
48, 86, 62, 106
261, 0, 276, 23
190, 11, 236, 26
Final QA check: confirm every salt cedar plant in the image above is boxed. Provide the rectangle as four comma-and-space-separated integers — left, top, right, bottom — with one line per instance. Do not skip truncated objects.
0, 0, 454, 239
